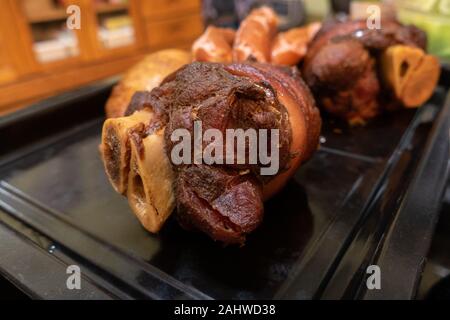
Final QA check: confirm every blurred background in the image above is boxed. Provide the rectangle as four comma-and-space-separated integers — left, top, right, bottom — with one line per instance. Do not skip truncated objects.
0, 0, 449, 116
0, 0, 448, 301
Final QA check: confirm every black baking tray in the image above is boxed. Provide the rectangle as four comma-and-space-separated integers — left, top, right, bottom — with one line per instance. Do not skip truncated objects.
0, 71, 448, 300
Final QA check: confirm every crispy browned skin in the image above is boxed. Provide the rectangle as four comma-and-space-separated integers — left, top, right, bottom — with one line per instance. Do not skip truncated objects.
192, 26, 235, 63
192, 8, 320, 67
233, 6, 278, 63
224, 63, 321, 199
271, 22, 321, 66
303, 19, 427, 123
125, 62, 321, 244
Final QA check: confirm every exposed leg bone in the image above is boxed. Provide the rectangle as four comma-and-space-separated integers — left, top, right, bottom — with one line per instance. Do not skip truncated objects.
380, 45, 440, 108
127, 129, 175, 233
101, 110, 153, 194
401, 54, 440, 108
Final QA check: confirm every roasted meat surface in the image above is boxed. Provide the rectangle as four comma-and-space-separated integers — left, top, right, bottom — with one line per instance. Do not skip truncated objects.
191, 26, 236, 63
303, 19, 427, 123
192, 6, 320, 67
116, 62, 321, 244
233, 6, 278, 63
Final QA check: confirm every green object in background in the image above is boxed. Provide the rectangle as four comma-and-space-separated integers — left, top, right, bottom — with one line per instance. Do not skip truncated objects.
396, 0, 450, 61
441, 0, 450, 14
396, 0, 450, 14
304, 0, 331, 21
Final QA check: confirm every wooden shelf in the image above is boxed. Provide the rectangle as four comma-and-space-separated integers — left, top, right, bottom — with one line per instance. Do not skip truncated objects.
26, 3, 129, 23
0, 0, 204, 115
27, 8, 67, 24
96, 3, 129, 14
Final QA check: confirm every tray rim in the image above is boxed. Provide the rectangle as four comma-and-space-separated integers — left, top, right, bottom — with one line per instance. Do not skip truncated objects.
0, 75, 448, 300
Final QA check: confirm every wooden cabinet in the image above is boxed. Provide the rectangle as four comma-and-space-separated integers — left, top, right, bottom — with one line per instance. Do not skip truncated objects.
140, 0, 203, 49
145, 13, 203, 48
0, 0, 204, 115
0, 54, 16, 85
0, 31, 18, 85
140, 0, 201, 18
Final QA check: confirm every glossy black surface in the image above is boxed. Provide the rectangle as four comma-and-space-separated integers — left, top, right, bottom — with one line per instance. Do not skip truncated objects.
0, 80, 448, 299
1, 122, 383, 299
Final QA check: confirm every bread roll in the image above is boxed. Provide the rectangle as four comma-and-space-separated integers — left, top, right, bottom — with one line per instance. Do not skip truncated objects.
105, 49, 191, 118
